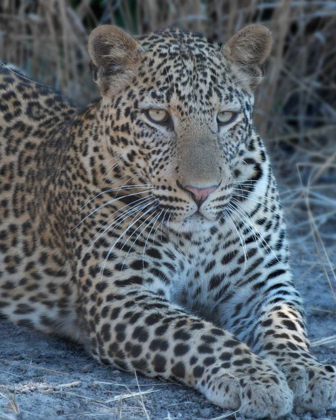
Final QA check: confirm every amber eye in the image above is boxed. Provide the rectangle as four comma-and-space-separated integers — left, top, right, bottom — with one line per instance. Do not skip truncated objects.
146, 109, 170, 124
217, 111, 238, 125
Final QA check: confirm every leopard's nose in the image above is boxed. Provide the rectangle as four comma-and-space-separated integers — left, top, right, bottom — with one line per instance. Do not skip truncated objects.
177, 181, 219, 206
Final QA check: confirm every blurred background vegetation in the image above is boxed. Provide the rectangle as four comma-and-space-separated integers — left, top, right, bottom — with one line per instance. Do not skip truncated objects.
0, 0, 335, 292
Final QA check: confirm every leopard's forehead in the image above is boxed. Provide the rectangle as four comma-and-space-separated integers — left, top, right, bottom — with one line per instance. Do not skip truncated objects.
135, 27, 237, 111
137, 26, 220, 55
137, 27, 224, 73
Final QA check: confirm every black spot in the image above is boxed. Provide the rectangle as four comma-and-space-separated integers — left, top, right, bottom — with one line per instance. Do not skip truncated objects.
224, 339, 240, 347
115, 276, 143, 287
197, 345, 213, 354
132, 359, 148, 371
204, 260, 216, 273
132, 326, 149, 342
172, 361, 185, 378
153, 354, 166, 373
193, 366, 204, 378
204, 357, 216, 366
174, 329, 191, 341
150, 338, 168, 352
101, 323, 111, 341
210, 328, 225, 336
155, 324, 169, 336
131, 344, 142, 358
131, 260, 148, 270
145, 313, 163, 325
174, 343, 190, 356
111, 307, 121, 320
221, 250, 238, 265
146, 248, 162, 259
220, 352, 232, 361
282, 320, 297, 331
209, 273, 225, 290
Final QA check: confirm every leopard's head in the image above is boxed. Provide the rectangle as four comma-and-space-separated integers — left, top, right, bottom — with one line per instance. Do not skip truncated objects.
87, 24, 272, 232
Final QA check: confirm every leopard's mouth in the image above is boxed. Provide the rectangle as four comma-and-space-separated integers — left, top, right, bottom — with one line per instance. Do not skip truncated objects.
164, 210, 219, 234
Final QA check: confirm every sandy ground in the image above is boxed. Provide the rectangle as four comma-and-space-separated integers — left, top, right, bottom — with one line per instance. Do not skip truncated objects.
0, 239, 335, 420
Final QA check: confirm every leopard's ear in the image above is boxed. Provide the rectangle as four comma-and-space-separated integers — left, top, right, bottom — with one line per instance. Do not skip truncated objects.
221, 24, 272, 90
88, 25, 143, 96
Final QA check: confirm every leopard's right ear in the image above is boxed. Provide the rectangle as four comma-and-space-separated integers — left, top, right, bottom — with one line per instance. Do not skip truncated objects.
88, 25, 143, 97
221, 24, 272, 91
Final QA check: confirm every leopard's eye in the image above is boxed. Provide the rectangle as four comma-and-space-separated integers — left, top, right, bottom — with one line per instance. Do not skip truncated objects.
217, 111, 238, 125
146, 109, 170, 124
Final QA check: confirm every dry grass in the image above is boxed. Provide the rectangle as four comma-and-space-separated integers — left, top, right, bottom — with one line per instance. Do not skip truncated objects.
0, 388, 20, 420
209, 409, 240, 420
311, 334, 336, 347
0, 371, 157, 419
1, 1, 334, 174
0, 2, 335, 165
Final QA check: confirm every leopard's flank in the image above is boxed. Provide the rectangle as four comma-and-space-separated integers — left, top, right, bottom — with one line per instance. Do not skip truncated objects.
0, 24, 335, 418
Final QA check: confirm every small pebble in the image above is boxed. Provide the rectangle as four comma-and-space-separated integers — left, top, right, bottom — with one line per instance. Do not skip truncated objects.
81, 364, 94, 373
199, 408, 212, 417
312, 409, 327, 417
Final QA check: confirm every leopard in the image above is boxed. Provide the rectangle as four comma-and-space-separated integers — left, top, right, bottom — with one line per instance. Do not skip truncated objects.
0, 23, 335, 419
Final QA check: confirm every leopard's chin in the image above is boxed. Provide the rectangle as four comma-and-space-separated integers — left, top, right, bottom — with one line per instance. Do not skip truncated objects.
165, 211, 217, 234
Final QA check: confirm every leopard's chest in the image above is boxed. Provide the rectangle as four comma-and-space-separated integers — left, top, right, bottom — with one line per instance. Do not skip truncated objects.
167, 231, 246, 320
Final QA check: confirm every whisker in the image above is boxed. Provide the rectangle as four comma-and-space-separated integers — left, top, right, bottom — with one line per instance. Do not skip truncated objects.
166, 211, 174, 229
233, 75, 264, 85
86, 196, 155, 253
232, 180, 260, 185
142, 209, 164, 268
79, 185, 153, 212
100, 204, 159, 281
158, 209, 169, 241
231, 192, 288, 223
233, 188, 282, 205
225, 205, 248, 272
91, 157, 123, 179
73, 189, 153, 230
233, 187, 279, 200
113, 174, 147, 199
103, 157, 123, 177
108, 168, 143, 187
232, 194, 291, 228
227, 202, 264, 266
120, 209, 160, 270
230, 199, 280, 263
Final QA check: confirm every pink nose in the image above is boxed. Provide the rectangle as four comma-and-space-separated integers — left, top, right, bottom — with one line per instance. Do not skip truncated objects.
184, 184, 218, 204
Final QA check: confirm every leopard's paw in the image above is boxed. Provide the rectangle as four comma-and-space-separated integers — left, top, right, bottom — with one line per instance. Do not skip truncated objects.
202, 362, 293, 418
284, 360, 336, 412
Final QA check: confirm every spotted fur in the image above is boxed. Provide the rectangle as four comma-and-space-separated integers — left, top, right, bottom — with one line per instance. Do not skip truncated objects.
0, 24, 335, 418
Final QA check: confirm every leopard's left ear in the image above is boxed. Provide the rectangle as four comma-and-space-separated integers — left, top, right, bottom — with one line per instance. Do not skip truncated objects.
221, 24, 272, 91
88, 25, 143, 96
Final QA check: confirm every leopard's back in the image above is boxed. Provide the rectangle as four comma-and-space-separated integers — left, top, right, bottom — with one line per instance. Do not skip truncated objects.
0, 64, 84, 339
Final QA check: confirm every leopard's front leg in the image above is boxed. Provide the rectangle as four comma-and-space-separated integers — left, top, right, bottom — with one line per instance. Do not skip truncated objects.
227, 268, 336, 413
80, 272, 292, 418
257, 299, 336, 412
